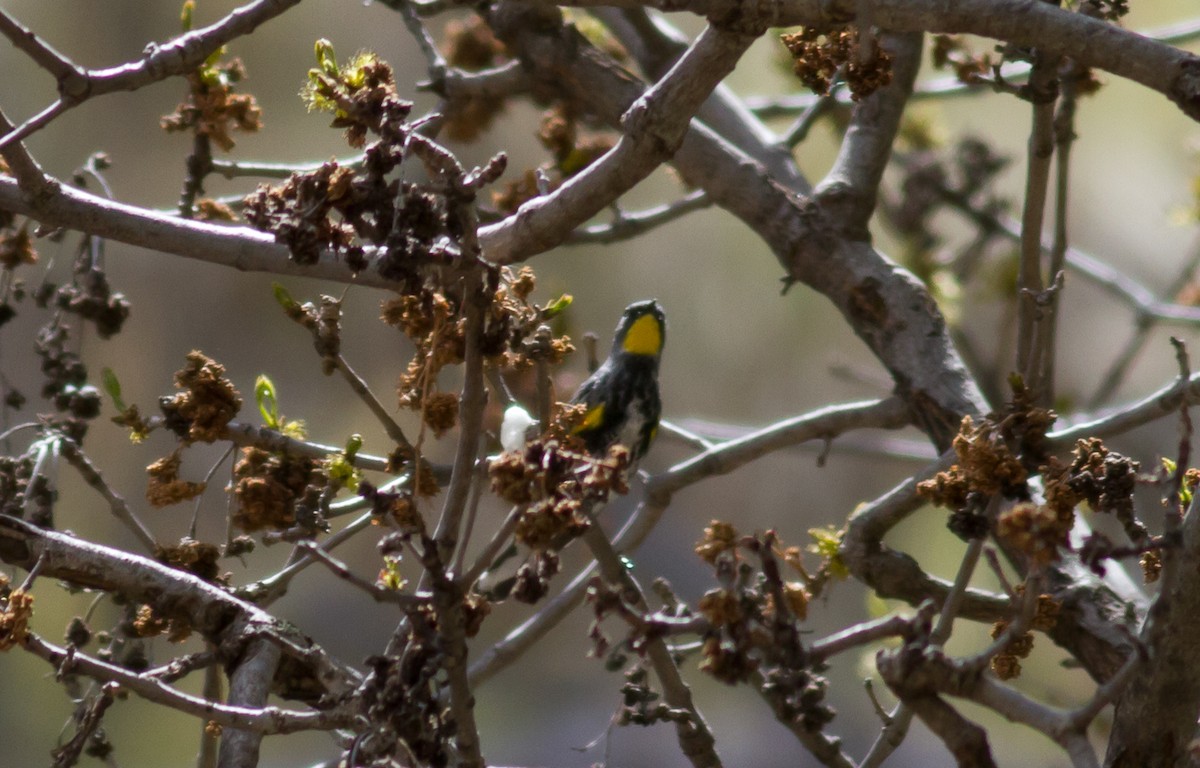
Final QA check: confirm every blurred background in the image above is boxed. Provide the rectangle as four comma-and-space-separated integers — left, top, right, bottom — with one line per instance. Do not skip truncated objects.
1, 1, 1198, 766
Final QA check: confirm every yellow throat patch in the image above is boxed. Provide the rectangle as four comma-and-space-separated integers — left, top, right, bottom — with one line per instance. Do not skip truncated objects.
621, 313, 663, 356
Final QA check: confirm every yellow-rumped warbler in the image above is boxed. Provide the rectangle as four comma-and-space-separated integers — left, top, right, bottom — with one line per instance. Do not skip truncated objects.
570, 300, 665, 462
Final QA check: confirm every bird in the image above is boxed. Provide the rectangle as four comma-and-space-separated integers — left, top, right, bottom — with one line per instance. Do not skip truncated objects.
570, 300, 665, 462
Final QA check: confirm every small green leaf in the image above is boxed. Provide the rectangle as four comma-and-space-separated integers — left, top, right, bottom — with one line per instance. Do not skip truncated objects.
255, 374, 280, 429
344, 433, 363, 458
101, 367, 127, 412
202, 45, 226, 70
541, 293, 573, 318
180, 0, 194, 31
1163, 457, 1178, 475
314, 38, 339, 77
273, 282, 298, 312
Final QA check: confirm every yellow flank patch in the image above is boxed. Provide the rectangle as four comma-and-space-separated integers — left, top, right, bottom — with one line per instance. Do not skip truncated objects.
574, 403, 605, 433
622, 313, 662, 356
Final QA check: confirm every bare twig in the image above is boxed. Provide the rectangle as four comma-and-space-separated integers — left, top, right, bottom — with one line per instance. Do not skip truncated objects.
582, 523, 724, 768
23, 634, 351, 735
566, 190, 712, 245
333, 354, 414, 451
59, 439, 159, 555
0, 0, 303, 151
479, 22, 758, 264
294, 541, 426, 606
1015, 54, 1058, 392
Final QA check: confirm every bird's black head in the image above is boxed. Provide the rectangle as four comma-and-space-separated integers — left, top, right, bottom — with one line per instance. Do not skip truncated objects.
613, 300, 666, 358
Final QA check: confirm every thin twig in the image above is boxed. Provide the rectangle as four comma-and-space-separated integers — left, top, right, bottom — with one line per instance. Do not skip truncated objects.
334, 354, 413, 451
59, 440, 159, 555
22, 634, 352, 734
0, 0, 304, 152
1015, 55, 1058, 392
582, 523, 724, 768
295, 541, 426, 606
565, 191, 712, 245
809, 602, 937, 662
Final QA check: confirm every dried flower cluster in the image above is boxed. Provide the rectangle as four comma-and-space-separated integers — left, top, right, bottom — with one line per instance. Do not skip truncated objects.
780, 25, 894, 100
232, 446, 327, 533
160, 55, 262, 152
145, 450, 206, 508
159, 351, 243, 444
0, 584, 32, 651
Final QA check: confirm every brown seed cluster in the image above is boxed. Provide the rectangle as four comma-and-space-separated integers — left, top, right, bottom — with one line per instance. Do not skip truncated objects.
489, 440, 630, 553
0, 221, 36, 270
160, 57, 262, 152
157, 537, 223, 583
781, 25, 894, 100
996, 502, 1064, 565
231, 447, 326, 532
389, 290, 467, 435
930, 35, 996, 86
159, 351, 243, 444
918, 414, 1029, 517
145, 450, 206, 508
247, 49, 487, 276
384, 267, 573, 437
685, 528, 834, 731
0, 587, 32, 651
244, 162, 369, 267
989, 620, 1035, 680
131, 604, 192, 643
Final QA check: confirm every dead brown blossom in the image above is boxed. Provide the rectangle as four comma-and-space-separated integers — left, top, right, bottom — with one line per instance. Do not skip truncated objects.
145, 450, 206, 508
492, 105, 615, 213
489, 440, 630, 555
930, 35, 995, 86
698, 588, 743, 628
131, 604, 193, 643
159, 352, 242, 444
989, 620, 1035, 680
386, 448, 441, 498
231, 447, 326, 532
695, 520, 740, 565
0, 223, 36, 269
997, 502, 1065, 565
131, 604, 169, 638
918, 414, 1029, 514
157, 537, 223, 583
1042, 438, 1144, 571
243, 161, 365, 266
781, 26, 894, 100
160, 58, 262, 152
1141, 550, 1163, 583
1031, 592, 1062, 632
0, 588, 32, 651
492, 169, 541, 215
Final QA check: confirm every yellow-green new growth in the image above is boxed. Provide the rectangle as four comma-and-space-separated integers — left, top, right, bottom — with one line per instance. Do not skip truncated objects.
301, 40, 384, 119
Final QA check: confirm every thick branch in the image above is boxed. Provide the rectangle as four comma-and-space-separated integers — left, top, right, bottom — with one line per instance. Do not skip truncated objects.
0, 515, 358, 702
481, 11, 758, 262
